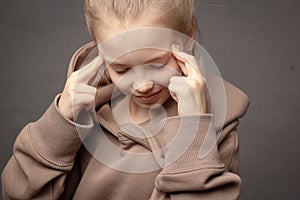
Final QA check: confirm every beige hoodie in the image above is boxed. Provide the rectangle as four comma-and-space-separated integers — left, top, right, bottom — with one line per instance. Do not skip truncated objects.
2, 42, 250, 200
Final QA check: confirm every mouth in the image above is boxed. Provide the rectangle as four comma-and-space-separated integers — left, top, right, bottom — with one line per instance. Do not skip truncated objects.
134, 90, 162, 104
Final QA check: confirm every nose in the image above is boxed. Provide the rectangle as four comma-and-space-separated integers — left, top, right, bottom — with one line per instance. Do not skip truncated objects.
133, 81, 154, 93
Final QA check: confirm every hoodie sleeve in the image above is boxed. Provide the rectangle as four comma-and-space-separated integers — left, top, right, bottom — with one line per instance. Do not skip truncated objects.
149, 90, 250, 200
1, 94, 93, 200
149, 115, 241, 200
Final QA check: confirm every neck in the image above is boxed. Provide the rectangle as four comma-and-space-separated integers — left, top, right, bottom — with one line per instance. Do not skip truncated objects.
129, 100, 151, 124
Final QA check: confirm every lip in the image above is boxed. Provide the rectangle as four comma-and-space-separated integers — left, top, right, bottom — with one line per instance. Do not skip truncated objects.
134, 90, 162, 104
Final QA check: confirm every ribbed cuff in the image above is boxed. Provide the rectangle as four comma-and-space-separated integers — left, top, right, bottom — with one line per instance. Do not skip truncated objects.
160, 114, 223, 172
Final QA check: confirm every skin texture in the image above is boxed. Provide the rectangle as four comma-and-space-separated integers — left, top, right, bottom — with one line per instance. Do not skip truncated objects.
58, 14, 208, 123
58, 56, 103, 120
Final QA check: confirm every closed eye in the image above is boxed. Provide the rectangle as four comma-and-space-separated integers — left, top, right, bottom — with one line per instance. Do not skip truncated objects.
115, 68, 130, 74
149, 63, 165, 68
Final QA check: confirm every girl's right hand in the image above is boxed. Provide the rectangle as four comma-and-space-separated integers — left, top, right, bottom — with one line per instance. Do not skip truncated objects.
58, 56, 103, 121
168, 45, 208, 116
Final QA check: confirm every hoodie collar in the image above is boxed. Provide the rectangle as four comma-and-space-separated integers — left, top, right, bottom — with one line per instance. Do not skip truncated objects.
95, 88, 178, 151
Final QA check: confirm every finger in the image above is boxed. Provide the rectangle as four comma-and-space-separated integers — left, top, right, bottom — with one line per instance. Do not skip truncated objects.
175, 59, 188, 76
76, 56, 103, 83
173, 52, 206, 82
73, 83, 97, 95
171, 44, 196, 66
168, 78, 190, 98
171, 45, 188, 76
168, 89, 178, 102
172, 51, 199, 77
72, 93, 96, 110
170, 74, 208, 95
169, 80, 203, 115
171, 45, 203, 79
169, 76, 188, 84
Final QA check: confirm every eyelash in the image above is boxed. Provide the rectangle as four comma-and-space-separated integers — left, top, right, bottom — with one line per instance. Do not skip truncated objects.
114, 63, 165, 74
115, 68, 129, 74
151, 63, 165, 68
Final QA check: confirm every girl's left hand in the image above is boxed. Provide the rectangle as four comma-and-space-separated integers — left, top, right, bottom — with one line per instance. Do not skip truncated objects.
168, 44, 208, 116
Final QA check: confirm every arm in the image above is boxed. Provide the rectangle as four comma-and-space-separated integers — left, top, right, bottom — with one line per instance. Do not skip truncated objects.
147, 44, 249, 199
2, 53, 102, 199
150, 115, 242, 200
1, 95, 92, 199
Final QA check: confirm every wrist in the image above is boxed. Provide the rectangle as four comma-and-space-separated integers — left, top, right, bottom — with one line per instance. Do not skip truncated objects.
161, 114, 220, 172
57, 95, 74, 121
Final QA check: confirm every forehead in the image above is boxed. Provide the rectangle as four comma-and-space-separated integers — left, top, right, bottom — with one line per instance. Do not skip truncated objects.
108, 49, 171, 67
97, 27, 193, 66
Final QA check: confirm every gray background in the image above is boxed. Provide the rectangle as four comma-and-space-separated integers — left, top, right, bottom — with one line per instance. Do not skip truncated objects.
0, 0, 299, 199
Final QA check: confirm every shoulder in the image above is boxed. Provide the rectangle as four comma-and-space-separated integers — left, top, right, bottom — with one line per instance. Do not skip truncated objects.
206, 71, 250, 130
223, 79, 250, 125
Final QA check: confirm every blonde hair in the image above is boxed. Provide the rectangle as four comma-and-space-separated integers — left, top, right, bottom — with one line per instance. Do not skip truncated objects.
84, 0, 196, 38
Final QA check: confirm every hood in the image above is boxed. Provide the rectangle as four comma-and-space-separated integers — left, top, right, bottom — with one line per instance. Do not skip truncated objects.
66, 41, 250, 149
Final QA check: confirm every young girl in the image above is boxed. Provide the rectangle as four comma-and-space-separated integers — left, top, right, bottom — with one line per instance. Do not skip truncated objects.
2, 0, 250, 199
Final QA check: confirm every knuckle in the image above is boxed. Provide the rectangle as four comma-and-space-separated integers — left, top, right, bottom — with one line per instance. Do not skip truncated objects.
70, 71, 79, 80
168, 83, 175, 91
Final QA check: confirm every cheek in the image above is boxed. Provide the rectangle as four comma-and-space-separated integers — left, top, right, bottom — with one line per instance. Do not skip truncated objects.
107, 68, 119, 84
